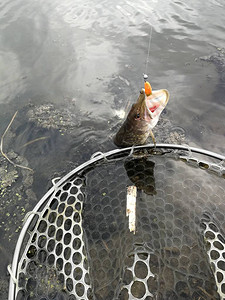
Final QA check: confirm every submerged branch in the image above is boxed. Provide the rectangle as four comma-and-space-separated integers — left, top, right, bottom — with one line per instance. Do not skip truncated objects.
0, 111, 33, 172
20, 136, 49, 148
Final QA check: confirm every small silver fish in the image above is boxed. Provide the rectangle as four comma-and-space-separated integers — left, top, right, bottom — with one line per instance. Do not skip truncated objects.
114, 88, 169, 147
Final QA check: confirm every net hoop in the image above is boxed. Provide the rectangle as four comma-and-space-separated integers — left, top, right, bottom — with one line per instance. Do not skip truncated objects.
8, 143, 225, 300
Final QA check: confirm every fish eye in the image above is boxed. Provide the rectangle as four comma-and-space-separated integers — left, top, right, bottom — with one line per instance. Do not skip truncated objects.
135, 113, 140, 119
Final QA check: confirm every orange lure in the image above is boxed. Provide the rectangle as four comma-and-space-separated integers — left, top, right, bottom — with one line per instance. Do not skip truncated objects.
144, 81, 152, 96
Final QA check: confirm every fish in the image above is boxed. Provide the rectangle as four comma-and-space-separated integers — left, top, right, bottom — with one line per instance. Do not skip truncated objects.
114, 88, 170, 147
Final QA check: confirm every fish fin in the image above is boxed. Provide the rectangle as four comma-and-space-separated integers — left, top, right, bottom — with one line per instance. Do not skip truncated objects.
149, 129, 156, 148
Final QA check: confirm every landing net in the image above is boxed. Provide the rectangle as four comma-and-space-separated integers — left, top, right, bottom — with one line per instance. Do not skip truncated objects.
8, 144, 225, 300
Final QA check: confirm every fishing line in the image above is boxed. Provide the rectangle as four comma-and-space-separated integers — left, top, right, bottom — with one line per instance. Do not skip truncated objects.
144, 24, 153, 76
142, 23, 153, 97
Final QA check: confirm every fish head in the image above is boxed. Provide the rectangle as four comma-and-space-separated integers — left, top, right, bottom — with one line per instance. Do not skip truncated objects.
126, 89, 151, 123
114, 88, 169, 147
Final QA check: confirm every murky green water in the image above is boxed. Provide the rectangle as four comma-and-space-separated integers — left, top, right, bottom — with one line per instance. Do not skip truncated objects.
0, 0, 225, 298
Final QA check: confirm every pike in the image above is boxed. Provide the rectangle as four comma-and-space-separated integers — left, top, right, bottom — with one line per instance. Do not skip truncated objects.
114, 25, 170, 147
114, 81, 169, 147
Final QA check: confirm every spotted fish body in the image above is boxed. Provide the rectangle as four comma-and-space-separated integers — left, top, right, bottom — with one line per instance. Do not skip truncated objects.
114, 88, 169, 147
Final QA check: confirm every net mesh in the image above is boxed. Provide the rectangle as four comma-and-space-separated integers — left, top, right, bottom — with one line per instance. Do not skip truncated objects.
10, 149, 225, 300
16, 177, 92, 300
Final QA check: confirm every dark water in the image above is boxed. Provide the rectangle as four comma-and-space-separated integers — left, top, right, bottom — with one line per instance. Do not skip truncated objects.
0, 0, 225, 298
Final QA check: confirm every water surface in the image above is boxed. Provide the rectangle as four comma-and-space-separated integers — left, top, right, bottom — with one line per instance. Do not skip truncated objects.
0, 0, 225, 298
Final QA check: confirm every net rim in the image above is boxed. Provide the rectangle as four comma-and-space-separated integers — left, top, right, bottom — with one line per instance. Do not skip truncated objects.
8, 143, 225, 300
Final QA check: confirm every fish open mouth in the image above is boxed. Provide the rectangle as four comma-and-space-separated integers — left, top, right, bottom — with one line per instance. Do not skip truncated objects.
144, 89, 170, 119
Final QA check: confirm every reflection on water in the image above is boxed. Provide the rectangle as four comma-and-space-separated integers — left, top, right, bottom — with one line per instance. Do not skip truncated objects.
125, 158, 156, 195
0, 0, 225, 298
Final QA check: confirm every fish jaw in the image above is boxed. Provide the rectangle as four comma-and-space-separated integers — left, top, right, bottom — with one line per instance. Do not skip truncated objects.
145, 89, 170, 129
114, 89, 169, 147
